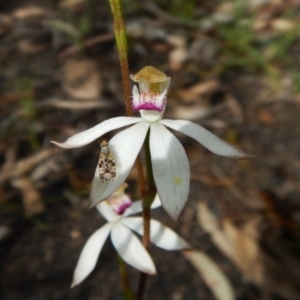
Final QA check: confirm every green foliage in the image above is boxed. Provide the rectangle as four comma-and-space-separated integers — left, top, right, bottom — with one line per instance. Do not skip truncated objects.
10, 78, 40, 150
159, 0, 197, 21
214, 2, 274, 76
291, 69, 300, 92
50, 0, 95, 46
152, 0, 300, 86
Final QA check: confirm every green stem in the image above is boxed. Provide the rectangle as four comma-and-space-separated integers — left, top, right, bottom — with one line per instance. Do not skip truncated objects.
117, 255, 134, 300
108, 0, 133, 117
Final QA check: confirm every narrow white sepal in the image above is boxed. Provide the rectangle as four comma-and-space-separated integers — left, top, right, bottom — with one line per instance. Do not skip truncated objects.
71, 222, 113, 288
160, 119, 249, 158
90, 121, 150, 206
149, 219, 191, 250
151, 194, 162, 209
123, 194, 161, 217
51, 117, 142, 149
150, 123, 190, 221
111, 223, 156, 274
122, 217, 191, 250
96, 201, 120, 222
122, 200, 143, 217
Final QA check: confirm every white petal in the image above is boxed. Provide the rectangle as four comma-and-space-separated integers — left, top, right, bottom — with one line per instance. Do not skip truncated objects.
71, 223, 113, 288
96, 201, 119, 222
140, 110, 163, 122
123, 194, 161, 217
123, 200, 143, 217
160, 119, 249, 158
51, 117, 142, 149
111, 223, 156, 274
151, 194, 162, 209
122, 217, 190, 250
150, 123, 190, 221
90, 121, 150, 206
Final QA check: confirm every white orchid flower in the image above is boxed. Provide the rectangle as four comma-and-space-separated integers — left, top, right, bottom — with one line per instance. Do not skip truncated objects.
52, 66, 248, 221
71, 193, 190, 287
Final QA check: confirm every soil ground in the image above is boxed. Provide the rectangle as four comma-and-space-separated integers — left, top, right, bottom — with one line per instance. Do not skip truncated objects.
1, 1, 300, 299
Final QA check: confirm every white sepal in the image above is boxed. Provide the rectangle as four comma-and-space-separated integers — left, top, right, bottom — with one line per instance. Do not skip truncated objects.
90, 121, 150, 206
71, 223, 113, 288
150, 194, 162, 209
123, 194, 161, 217
160, 119, 248, 158
122, 217, 191, 250
96, 201, 120, 222
150, 123, 190, 221
51, 117, 142, 149
122, 200, 143, 217
111, 223, 156, 274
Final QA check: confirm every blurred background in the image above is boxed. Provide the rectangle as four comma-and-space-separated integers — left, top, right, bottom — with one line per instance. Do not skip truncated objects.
1, 0, 300, 299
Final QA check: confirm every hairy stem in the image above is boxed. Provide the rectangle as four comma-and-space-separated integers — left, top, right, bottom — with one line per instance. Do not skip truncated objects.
108, 0, 132, 116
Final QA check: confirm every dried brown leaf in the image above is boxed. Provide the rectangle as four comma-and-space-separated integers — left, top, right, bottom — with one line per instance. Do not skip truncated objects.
224, 93, 244, 122
170, 104, 213, 121
18, 39, 49, 54
38, 98, 113, 110
0, 148, 59, 183
0, 14, 12, 34
12, 6, 51, 19
258, 109, 274, 124
169, 47, 187, 72
12, 177, 44, 217
213, 2, 235, 24
183, 250, 235, 300
178, 80, 224, 102
62, 59, 102, 99
197, 203, 264, 285
59, 0, 86, 9
271, 19, 295, 32
0, 226, 11, 241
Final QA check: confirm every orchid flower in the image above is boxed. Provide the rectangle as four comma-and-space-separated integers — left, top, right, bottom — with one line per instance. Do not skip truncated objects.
71, 191, 190, 287
52, 66, 248, 221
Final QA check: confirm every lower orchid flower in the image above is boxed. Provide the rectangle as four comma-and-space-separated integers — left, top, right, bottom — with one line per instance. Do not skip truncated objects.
52, 66, 249, 221
71, 189, 190, 287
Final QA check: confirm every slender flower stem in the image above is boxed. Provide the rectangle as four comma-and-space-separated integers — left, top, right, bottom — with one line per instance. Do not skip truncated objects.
135, 157, 146, 197
136, 273, 148, 300
108, 0, 146, 198
117, 255, 134, 300
108, 0, 132, 117
137, 130, 157, 300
